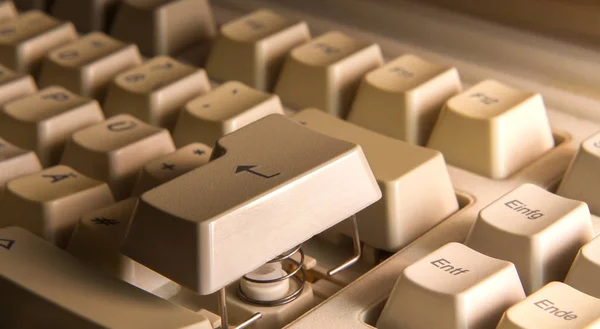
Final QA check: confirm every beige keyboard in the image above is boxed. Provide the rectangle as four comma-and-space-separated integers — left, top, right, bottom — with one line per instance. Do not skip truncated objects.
2, 0, 600, 328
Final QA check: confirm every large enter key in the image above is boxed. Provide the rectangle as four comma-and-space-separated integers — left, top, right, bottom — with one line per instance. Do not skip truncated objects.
0, 227, 212, 329
123, 114, 381, 295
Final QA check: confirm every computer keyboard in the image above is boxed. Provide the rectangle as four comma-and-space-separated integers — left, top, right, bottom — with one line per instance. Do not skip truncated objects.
2, 0, 600, 328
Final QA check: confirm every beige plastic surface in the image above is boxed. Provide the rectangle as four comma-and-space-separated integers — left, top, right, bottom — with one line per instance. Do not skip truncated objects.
0, 137, 42, 194
38, 32, 143, 100
557, 131, 600, 216
104, 56, 211, 129
274, 31, 383, 118
123, 114, 381, 295
0, 226, 212, 329
205, 9, 310, 91
347, 54, 462, 146
131, 142, 212, 196
205, 1, 600, 329
60, 114, 176, 200
67, 197, 173, 294
0, 86, 104, 167
0, 63, 36, 105
466, 183, 593, 294
0, 11, 77, 74
0, 1, 16, 22
294, 109, 458, 252
496, 282, 600, 329
110, 0, 216, 56
0, 165, 114, 248
377, 242, 525, 329
565, 235, 600, 300
172, 81, 285, 147
51, 0, 122, 33
427, 80, 555, 179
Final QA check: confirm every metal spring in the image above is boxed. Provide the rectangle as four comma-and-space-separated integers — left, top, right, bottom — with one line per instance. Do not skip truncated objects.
237, 244, 306, 307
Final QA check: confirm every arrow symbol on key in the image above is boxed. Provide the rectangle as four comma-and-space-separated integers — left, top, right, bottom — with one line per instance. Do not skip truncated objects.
235, 165, 280, 179
0, 239, 15, 250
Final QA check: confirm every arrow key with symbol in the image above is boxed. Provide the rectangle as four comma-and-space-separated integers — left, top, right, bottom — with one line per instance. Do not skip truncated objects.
0, 137, 42, 195
0, 86, 104, 166
131, 143, 212, 196
123, 114, 381, 295
60, 114, 176, 200
172, 81, 284, 147
0, 165, 114, 248
67, 197, 172, 294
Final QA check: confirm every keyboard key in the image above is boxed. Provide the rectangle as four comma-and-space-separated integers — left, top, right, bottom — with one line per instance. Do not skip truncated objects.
465, 183, 593, 294
205, 9, 310, 91
274, 31, 383, 118
0, 1, 17, 22
123, 114, 381, 294
51, 0, 122, 32
172, 81, 284, 147
0, 137, 42, 194
131, 142, 211, 196
60, 114, 176, 200
0, 227, 213, 329
294, 109, 458, 251
427, 80, 555, 179
0, 11, 77, 73
496, 282, 600, 329
557, 131, 600, 215
67, 197, 173, 293
110, 0, 216, 56
0, 86, 104, 166
347, 54, 462, 145
376, 242, 525, 329
38, 32, 143, 100
565, 235, 600, 299
0, 63, 36, 105
103, 56, 210, 129
0, 165, 114, 248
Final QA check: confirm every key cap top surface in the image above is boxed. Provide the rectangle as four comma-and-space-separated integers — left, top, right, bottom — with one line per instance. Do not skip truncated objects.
123, 114, 381, 294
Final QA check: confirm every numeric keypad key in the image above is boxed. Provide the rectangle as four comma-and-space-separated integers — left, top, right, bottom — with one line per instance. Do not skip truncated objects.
0, 165, 114, 248
0, 11, 77, 74
60, 114, 176, 200
0, 86, 104, 166
38, 32, 143, 100
103, 56, 210, 129
377, 242, 525, 329
274, 31, 383, 118
205, 9, 310, 91
427, 80, 555, 179
465, 183, 593, 294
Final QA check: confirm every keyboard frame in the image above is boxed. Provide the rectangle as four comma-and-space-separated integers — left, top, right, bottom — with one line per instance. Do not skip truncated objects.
209, 1, 600, 328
